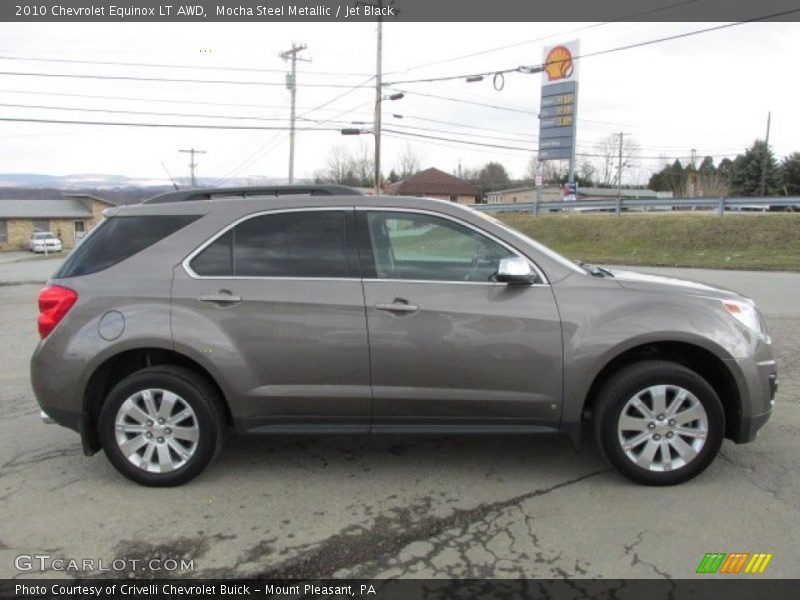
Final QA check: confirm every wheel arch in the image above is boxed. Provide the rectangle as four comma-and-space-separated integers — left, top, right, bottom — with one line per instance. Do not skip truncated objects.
576, 340, 742, 444
81, 347, 232, 455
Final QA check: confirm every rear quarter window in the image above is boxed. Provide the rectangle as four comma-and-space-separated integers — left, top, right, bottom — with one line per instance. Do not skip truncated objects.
54, 215, 198, 278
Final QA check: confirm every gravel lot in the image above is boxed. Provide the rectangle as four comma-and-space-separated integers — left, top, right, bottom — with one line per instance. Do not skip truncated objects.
0, 263, 797, 580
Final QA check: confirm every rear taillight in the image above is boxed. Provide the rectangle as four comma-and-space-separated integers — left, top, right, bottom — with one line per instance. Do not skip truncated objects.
38, 285, 78, 339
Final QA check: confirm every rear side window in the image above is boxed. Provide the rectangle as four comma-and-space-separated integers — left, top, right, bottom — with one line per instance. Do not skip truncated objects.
54, 216, 198, 278
189, 211, 351, 278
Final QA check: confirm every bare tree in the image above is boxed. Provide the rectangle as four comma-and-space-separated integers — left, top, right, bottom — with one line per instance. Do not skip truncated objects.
541, 160, 567, 184
315, 145, 357, 185
396, 144, 424, 179
352, 140, 373, 186
593, 134, 640, 186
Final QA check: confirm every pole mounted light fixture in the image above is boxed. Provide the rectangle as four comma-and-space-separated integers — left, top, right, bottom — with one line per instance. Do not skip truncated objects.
340, 128, 373, 135
466, 75, 484, 83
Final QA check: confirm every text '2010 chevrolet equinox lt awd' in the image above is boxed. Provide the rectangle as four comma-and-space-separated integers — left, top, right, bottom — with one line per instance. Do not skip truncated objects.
31, 186, 777, 486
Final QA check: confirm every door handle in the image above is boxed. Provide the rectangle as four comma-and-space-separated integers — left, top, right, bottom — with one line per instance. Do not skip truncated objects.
375, 299, 419, 314
199, 291, 242, 306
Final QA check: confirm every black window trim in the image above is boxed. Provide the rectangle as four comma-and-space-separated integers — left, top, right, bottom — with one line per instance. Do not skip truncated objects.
354, 207, 549, 286
183, 207, 361, 281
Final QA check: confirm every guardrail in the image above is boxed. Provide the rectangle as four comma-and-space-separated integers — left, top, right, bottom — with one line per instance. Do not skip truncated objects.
474, 196, 800, 216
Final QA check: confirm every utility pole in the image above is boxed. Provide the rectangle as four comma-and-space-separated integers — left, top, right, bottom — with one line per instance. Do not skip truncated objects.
374, 15, 383, 195
758, 111, 772, 197
280, 42, 309, 184
615, 132, 625, 200
179, 148, 206, 187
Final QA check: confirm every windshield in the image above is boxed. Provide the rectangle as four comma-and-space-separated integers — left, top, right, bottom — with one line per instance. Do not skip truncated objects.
468, 209, 586, 275
34, 233, 55, 239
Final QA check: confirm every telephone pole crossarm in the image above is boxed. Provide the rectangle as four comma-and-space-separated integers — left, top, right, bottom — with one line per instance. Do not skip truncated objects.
179, 147, 207, 188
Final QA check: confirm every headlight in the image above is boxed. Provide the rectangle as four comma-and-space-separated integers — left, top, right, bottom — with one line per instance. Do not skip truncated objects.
721, 299, 764, 336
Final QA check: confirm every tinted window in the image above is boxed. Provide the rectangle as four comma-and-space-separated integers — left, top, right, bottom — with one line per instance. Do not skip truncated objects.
54, 216, 198, 278
190, 230, 233, 277
366, 212, 513, 282
190, 211, 350, 278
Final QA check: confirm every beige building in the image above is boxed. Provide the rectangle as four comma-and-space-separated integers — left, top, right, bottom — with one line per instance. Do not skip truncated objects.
485, 186, 564, 204
389, 168, 480, 204
0, 194, 114, 252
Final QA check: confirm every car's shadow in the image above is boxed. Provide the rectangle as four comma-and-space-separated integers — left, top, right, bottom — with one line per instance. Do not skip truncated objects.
206, 431, 610, 484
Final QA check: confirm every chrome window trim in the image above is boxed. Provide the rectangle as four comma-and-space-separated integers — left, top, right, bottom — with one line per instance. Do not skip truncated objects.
356, 206, 549, 285
182, 205, 549, 286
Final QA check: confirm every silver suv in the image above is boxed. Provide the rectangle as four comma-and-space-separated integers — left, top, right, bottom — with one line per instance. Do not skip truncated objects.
31, 186, 777, 486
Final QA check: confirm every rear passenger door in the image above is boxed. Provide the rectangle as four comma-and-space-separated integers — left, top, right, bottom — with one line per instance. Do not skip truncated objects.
171, 208, 372, 433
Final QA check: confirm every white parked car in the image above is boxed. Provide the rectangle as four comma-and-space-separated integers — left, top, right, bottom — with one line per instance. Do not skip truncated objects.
28, 232, 62, 253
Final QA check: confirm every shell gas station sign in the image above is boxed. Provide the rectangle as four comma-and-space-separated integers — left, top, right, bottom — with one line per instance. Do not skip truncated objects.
538, 40, 579, 162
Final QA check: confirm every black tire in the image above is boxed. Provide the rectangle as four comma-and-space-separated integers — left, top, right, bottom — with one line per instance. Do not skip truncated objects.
99, 366, 225, 487
594, 360, 725, 486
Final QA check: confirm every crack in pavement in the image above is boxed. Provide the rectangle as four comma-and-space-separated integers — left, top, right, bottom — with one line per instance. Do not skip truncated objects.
243, 468, 611, 578
623, 530, 676, 599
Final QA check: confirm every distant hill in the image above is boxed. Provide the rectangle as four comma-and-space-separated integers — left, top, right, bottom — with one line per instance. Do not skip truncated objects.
0, 173, 302, 204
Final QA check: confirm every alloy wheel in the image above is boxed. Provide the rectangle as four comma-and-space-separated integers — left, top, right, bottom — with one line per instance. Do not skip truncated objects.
617, 384, 708, 472
114, 388, 199, 473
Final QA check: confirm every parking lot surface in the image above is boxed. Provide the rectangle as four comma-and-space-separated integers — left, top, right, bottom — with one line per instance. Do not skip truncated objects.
0, 265, 798, 579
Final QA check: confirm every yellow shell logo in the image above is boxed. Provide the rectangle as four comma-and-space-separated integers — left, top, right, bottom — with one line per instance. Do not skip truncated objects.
544, 46, 574, 82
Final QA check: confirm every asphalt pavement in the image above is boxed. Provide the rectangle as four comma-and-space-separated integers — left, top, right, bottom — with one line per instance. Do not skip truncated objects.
0, 261, 797, 580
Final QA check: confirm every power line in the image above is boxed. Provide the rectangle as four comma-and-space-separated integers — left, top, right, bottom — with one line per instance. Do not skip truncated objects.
383, 128, 535, 152
212, 89, 373, 185
0, 101, 368, 124
387, 122, 536, 144
391, 113, 538, 138
0, 70, 373, 89
389, 89, 538, 115
0, 88, 376, 114
384, 8, 800, 87
0, 117, 343, 131
386, 0, 704, 74
0, 54, 371, 77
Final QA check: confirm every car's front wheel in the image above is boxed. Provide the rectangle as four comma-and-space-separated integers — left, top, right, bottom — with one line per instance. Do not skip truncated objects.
99, 366, 225, 486
595, 360, 724, 485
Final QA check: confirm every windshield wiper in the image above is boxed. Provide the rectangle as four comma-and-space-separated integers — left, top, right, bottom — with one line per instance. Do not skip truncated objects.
575, 261, 615, 278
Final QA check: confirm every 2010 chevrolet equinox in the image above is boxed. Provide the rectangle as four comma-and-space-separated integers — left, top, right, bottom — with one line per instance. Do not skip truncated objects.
31, 186, 777, 486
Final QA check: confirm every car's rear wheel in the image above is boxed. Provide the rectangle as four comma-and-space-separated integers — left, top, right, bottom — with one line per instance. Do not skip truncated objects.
99, 366, 224, 486
595, 360, 724, 485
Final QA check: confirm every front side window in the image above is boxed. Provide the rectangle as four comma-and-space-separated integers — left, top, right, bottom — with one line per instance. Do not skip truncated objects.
190, 211, 351, 278
365, 211, 513, 282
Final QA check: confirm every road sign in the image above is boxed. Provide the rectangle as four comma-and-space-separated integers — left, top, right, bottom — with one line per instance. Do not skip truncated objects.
563, 182, 577, 201
538, 41, 579, 165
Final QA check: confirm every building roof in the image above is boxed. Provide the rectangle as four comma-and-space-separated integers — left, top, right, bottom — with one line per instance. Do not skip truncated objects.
486, 186, 537, 196
578, 187, 659, 199
391, 168, 479, 197
0, 198, 95, 219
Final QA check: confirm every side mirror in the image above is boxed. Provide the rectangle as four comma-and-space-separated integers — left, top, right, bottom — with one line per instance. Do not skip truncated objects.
496, 257, 538, 285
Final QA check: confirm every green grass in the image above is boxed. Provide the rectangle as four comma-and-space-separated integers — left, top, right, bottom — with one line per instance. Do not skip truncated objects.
497, 213, 800, 271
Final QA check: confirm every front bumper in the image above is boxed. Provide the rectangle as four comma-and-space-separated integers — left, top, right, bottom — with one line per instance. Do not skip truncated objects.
727, 355, 777, 444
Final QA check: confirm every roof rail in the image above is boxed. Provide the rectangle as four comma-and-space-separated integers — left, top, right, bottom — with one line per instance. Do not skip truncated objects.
143, 184, 364, 204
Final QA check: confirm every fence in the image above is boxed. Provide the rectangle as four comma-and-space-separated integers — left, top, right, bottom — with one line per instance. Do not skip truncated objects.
474, 196, 800, 216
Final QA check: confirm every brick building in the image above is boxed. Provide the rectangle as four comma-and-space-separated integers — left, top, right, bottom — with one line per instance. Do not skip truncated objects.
0, 194, 114, 252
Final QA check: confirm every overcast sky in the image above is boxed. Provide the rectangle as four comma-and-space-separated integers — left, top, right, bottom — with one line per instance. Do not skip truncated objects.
0, 21, 798, 184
